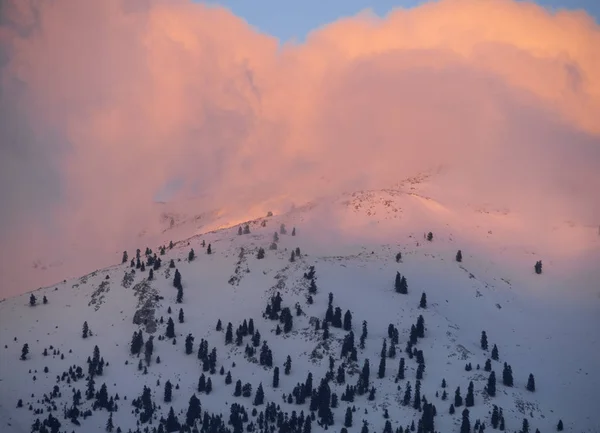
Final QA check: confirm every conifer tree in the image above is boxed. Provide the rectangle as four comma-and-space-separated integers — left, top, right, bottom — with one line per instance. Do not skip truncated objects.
166, 317, 175, 338
29, 294, 36, 306
465, 381, 475, 407
185, 394, 201, 427
481, 331, 488, 350
106, 412, 114, 432
272, 366, 280, 388
122, 251, 128, 264
454, 387, 463, 407
176, 285, 183, 303
188, 248, 195, 261
557, 420, 563, 431
164, 380, 172, 402
253, 383, 265, 406
185, 334, 194, 355
216, 319, 222, 331
502, 363, 513, 387
343, 310, 353, 331
526, 373, 535, 392
285, 355, 292, 375
397, 357, 405, 380
456, 250, 462, 262
165, 406, 180, 432
178, 308, 184, 323
378, 353, 386, 379
82, 321, 89, 339
484, 359, 492, 372
207, 244, 212, 254
487, 371, 496, 396
225, 322, 233, 344
42, 295, 48, 304
491, 344, 499, 360
344, 407, 353, 427
419, 292, 427, 308
491, 405, 500, 429
460, 408, 471, 433
20, 343, 28, 360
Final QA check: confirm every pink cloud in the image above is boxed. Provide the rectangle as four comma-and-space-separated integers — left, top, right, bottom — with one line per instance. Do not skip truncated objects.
0, 0, 599, 297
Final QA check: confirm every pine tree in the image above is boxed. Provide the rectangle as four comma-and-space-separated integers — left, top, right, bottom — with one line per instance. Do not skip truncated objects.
394, 272, 402, 293
557, 420, 563, 431
185, 394, 201, 427
285, 355, 292, 375
185, 334, 194, 355
82, 321, 89, 339
502, 363, 513, 387
344, 407, 353, 427
166, 317, 175, 338
234, 380, 242, 396
491, 344, 499, 360
456, 250, 462, 262
343, 310, 352, 331
273, 366, 280, 388
253, 383, 265, 406
20, 343, 29, 360
487, 371, 496, 396
460, 408, 470, 433
225, 322, 233, 344
491, 405, 500, 429
257, 247, 265, 259
207, 244, 212, 254
106, 412, 114, 432
166, 406, 180, 432
378, 354, 386, 378
397, 357, 405, 380
164, 380, 173, 402
176, 285, 183, 303
481, 331, 488, 350
465, 381, 474, 407
534, 260, 542, 274
484, 359, 492, 372
42, 295, 48, 304
454, 387, 463, 407
419, 292, 427, 308
526, 374, 535, 392
29, 294, 36, 306
178, 308, 184, 323
225, 371, 232, 385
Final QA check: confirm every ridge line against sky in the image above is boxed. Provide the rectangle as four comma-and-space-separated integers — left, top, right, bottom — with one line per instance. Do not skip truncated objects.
199, 0, 600, 42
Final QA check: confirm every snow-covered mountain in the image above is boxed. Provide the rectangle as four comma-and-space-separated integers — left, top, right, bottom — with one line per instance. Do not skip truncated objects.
1, 177, 599, 433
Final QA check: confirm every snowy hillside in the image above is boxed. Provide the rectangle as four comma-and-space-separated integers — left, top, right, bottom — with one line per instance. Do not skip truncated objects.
1, 185, 599, 433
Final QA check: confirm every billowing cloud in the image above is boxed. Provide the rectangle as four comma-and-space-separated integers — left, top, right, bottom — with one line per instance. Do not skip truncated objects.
1, 0, 599, 297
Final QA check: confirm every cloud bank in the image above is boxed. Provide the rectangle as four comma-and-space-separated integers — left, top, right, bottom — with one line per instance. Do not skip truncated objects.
1, 0, 599, 297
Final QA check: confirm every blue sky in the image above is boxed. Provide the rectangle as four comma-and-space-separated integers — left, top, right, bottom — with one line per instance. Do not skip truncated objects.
201, 0, 598, 42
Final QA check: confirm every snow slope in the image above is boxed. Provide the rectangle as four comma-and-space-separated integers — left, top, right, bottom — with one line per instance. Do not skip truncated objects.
1, 183, 599, 433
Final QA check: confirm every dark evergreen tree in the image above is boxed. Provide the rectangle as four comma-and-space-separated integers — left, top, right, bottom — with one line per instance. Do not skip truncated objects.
487, 371, 496, 397
42, 295, 48, 304
557, 420, 563, 431
344, 407, 353, 427
165, 406, 180, 432
465, 381, 474, 407
484, 359, 492, 372
144, 336, 154, 366
166, 317, 175, 338
378, 354, 386, 379
29, 294, 36, 306
502, 363, 513, 387
164, 380, 172, 402
272, 366, 280, 388
394, 272, 402, 293
343, 310, 352, 331
396, 252, 402, 262
419, 292, 427, 308
106, 412, 114, 432
185, 334, 194, 355
207, 244, 212, 254
455, 387, 463, 407
413, 380, 421, 410
526, 374, 535, 392
234, 380, 242, 396
521, 419, 530, 433
185, 394, 201, 427
491, 405, 499, 429
456, 250, 463, 262
481, 331, 488, 350
122, 251, 128, 264
397, 358, 405, 380
491, 344, 499, 360
148, 268, 154, 280
460, 408, 471, 433
534, 260, 542, 275
178, 308, 184, 323
403, 382, 412, 406
225, 371, 232, 385
257, 247, 265, 259
253, 383, 265, 406
337, 365, 346, 384
225, 322, 233, 344
285, 355, 292, 375
449, 404, 455, 414
176, 284, 183, 303
173, 269, 181, 287
416, 315, 425, 338
82, 321, 89, 339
